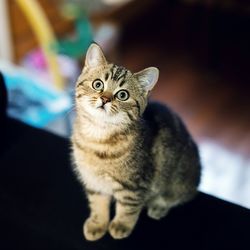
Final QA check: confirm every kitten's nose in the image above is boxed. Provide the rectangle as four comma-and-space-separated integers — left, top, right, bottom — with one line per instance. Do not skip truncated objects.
101, 96, 111, 104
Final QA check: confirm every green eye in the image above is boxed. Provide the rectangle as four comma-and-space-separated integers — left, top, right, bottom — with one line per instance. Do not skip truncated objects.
92, 79, 104, 91
116, 90, 129, 101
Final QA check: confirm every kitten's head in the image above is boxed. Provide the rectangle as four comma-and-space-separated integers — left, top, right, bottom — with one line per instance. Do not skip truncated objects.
75, 43, 159, 125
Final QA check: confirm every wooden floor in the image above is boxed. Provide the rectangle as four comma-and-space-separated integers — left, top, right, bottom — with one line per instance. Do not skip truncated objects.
116, 1, 250, 158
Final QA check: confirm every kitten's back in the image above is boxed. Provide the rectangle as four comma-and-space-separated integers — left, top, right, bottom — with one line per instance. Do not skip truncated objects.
144, 102, 201, 194
143, 101, 191, 143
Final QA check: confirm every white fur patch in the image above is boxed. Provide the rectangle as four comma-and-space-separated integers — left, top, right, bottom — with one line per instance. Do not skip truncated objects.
78, 166, 113, 195
78, 96, 129, 139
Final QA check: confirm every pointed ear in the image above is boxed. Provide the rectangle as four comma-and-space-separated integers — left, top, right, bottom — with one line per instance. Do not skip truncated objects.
85, 43, 107, 68
134, 67, 159, 92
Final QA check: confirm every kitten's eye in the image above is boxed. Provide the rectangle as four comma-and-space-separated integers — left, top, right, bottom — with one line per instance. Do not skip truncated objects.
115, 90, 129, 101
92, 79, 104, 91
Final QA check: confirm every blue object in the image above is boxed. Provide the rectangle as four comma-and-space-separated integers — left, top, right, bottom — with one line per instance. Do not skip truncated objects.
0, 62, 71, 128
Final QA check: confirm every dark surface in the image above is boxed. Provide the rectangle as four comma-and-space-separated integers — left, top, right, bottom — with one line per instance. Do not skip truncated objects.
1, 75, 250, 249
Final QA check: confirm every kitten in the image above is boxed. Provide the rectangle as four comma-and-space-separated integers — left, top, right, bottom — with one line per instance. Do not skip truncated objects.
71, 43, 201, 241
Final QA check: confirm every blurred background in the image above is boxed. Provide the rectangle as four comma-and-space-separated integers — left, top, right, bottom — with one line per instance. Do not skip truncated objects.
0, 0, 250, 208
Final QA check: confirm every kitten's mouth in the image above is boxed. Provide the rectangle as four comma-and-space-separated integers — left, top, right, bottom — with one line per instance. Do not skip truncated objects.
95, 102, 111, 115
97, 105, 106, 112
97, 104, 104, 109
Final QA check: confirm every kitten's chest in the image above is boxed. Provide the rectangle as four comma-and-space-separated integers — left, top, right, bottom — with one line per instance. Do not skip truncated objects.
78, 163, 114, 195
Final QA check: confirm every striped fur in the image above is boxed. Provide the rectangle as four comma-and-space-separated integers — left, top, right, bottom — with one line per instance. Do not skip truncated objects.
71, 43, 201, 241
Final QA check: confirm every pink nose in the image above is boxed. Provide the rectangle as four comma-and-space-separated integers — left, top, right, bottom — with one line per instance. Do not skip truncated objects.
101, 96, 111, 104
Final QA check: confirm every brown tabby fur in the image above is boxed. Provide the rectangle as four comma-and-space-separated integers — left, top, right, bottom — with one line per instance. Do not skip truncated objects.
71, 43, 201, 241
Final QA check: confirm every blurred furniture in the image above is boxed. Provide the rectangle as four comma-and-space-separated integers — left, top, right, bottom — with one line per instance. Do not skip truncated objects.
8, 0, 74, 62
6, 0, 156, 62
0, 72, 250, 249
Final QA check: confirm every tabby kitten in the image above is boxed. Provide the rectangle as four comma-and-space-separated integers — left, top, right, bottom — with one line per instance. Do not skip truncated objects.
71, 43, 201, 241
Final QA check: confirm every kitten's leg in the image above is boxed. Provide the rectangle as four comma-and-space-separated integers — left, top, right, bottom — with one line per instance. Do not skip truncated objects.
148, 189, 198, 220
84, 189, 111, 241
147, 195, 179, 220
109, 192, 143, 239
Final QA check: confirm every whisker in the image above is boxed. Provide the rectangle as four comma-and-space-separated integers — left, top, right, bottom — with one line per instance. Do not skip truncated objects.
89, 98, 97, 105
76, 90, 86, 98
110, 105, 118, 114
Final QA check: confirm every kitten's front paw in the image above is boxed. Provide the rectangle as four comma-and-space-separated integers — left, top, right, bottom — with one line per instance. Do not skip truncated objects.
83, 217, 108, 241
109, 220, 133, 239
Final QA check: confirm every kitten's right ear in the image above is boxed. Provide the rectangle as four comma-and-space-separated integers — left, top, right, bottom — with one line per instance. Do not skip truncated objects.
85, 43, 107, 68
134, 67, 159, 93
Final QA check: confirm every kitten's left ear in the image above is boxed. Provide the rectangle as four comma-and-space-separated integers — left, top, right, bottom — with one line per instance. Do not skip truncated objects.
134, 67, 159, 93
85, 43, 107, 68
